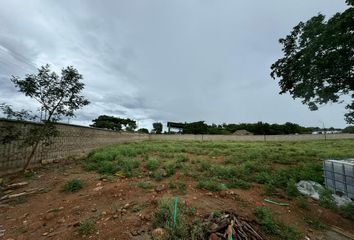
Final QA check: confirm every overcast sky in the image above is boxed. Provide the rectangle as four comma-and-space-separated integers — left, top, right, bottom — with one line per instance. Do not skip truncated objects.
0, 0, 350, 129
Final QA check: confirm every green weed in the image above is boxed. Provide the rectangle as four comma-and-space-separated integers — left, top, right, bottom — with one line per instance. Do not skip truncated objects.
62, 179, 84, 192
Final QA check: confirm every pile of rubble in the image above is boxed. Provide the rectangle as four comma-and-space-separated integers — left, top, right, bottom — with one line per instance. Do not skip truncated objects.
200, 211, 264, 240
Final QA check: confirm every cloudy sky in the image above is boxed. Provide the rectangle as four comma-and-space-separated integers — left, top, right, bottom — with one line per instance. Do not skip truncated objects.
0, 0, 350, 129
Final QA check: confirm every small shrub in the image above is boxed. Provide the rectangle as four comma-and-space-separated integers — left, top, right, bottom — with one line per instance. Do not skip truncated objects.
255, 207, 301, 239
196, 179, 226, 192
152, 198, 189, 239
145, 158, 160, 171
177, 182, 187, 194
319, 189, 335, 209
296, 196, 309, 209
226, 178, 251, 189
255, 207, 277, 234
176, 154, 189, 163
77, 219, 96, 236
163, 161, 176, 177
255, 172, 271, 184
339, 202, 354, 221
285, 179, 299, 197
263, 182, 276, 196
278, 223, 302, 240
305, 217, 326, 230
62, 179, 84, 192
153, 170, 164, 181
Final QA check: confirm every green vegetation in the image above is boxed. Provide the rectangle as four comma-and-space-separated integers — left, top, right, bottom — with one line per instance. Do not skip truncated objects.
82, 139, 354, 238
255, 206, 302, 240
137, 181, 154, 189
62, 179, 84, 192
145, 158, 160, 171
152, 197, 202, 240
319, 189, 336, 209
77, 218, 96, 236
339, 202, 354, 221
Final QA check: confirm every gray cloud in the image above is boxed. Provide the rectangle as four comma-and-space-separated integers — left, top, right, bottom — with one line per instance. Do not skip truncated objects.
0, 0, 350, 129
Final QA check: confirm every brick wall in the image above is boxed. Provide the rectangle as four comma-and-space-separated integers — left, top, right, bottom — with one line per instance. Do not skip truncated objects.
0, 119, 149, 175
1, 119, 353, 175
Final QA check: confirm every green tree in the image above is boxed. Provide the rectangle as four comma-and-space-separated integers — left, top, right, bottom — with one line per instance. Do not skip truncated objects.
1, 64, 90, 171
271, 0, 354, 123
90, 115, 122, 131
182, 121, 208, 134
152, 122, 163, 134
90, 115, 137, 132
137, 128, 149, 134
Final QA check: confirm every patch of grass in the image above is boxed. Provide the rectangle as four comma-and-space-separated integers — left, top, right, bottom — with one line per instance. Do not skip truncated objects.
177, 182, 187, 194
255, 206, 277, 234
338, 202, 354, 221
145, 158, 160, 171
152, 198, 190, 239
163, 161, 177, 177
226, 178, 251, 189
296, 196, 309, 209
77, 218, 96, 236
285, 179, 299, 197
255, 171, 271, 184
11, 196, 28, 205
137, 181, 154, 189
305, 217, 326, 230
319, 188, 335, 209
176, 154, 189, 163
196, 179, 226, 192
62, 179, 84, 192
255, 207, 302, 240
263, 182, 276, 196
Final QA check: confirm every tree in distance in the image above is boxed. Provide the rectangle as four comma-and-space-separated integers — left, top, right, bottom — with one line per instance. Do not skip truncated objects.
152, 122, 163, 134
91, 115, 137, 132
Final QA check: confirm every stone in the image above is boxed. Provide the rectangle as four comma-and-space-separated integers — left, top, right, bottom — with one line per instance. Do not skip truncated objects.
151, 228, 167, 239
123, 203, 130, 209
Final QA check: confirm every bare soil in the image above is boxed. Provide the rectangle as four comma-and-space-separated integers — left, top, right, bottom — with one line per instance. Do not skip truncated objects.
1, 160, 353, 240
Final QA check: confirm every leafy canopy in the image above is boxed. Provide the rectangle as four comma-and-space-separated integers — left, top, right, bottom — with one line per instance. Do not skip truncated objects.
271, 1, 354, 123
152, 122, 163, 134
10, 64, 90, 122
91, 115, 137, 131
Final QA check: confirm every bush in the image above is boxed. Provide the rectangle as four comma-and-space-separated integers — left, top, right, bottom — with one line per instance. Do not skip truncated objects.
62, 179, 84, 192
196, 179, 227, 192
285, 179, 299, 197
255, 207, 302, 239
77, 218, 96, 236
255, 207, 277, 234
319, 189, 335, 209
145, 158, 160, 171
339, 202, 354, 221
255, 172, 271, 184
226, 178, 251, 189
176, 154, 189, 163
152, 198, 190, 239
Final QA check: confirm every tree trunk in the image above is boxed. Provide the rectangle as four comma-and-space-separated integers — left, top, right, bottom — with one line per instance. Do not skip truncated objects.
22, 140, 40, 172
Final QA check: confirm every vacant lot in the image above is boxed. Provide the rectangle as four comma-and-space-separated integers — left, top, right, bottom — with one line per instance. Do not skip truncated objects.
1, 140, 354, 240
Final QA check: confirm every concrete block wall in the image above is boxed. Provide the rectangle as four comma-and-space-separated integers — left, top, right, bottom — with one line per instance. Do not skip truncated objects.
0, 119, 149, 175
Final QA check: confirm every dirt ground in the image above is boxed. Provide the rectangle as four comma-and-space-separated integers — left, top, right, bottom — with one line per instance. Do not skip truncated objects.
1, 160, 354, 240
